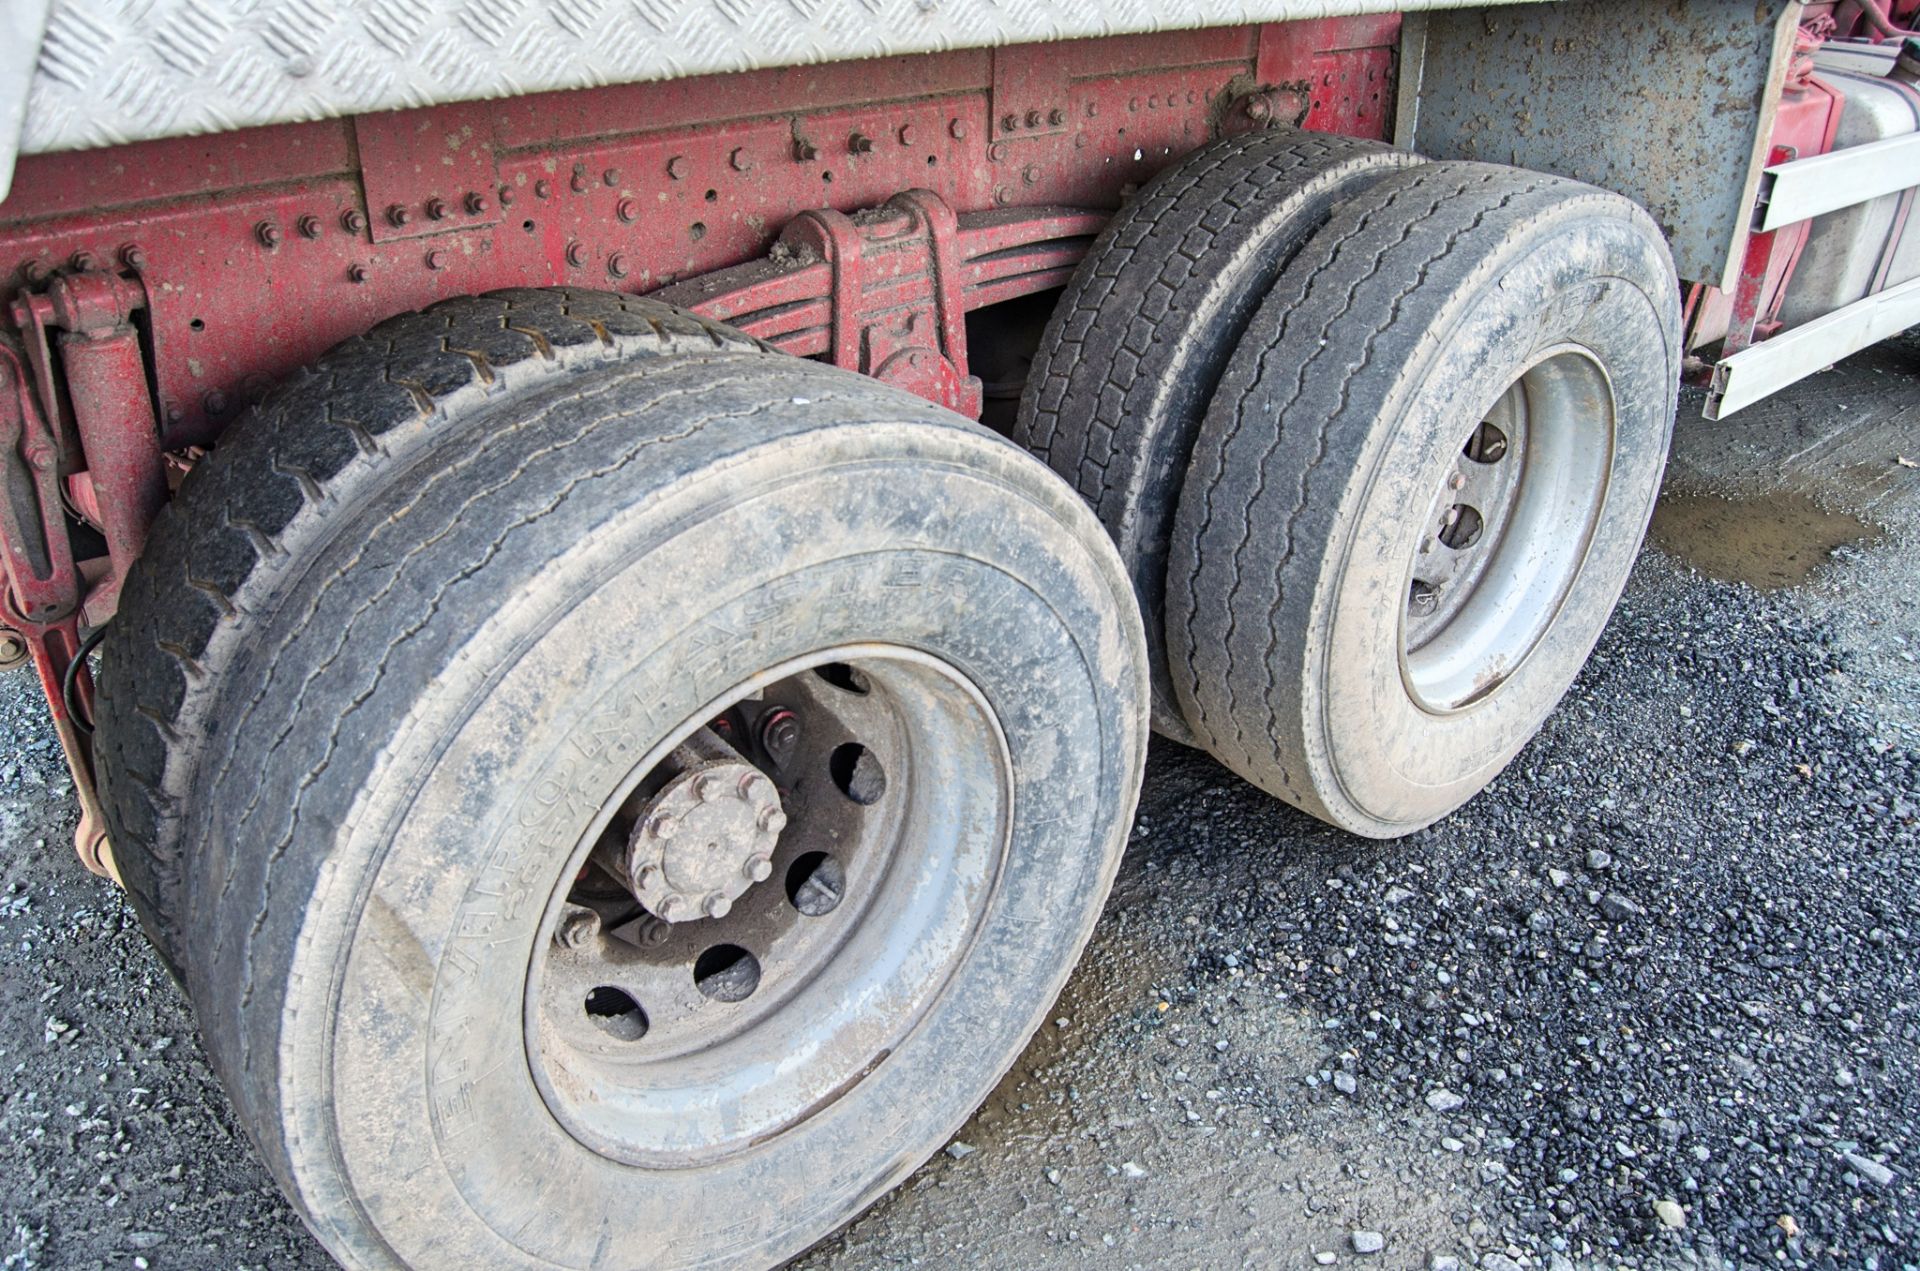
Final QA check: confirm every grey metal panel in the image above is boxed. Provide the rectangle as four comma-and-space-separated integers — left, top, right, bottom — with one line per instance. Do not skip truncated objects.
13, 0, 1536, 160
0, 0, 50, 202
1410, 0, 1799, 293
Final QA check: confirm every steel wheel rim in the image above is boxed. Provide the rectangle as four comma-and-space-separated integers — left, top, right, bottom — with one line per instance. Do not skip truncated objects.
1400, 347, 1615, 712
524, 645, 1012, 1168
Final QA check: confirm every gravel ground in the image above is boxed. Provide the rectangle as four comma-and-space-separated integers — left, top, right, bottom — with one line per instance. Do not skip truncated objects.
2, 334, 1917, 1271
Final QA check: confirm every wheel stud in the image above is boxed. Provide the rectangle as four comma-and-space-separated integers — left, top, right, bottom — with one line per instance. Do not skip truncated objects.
703, 893, 732, 919
744, 853, 774, 882
758, 705, 801, 767
650, 813, 678, 840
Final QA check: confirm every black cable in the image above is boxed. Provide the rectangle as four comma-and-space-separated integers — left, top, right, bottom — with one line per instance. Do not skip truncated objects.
62, 623, 108, 736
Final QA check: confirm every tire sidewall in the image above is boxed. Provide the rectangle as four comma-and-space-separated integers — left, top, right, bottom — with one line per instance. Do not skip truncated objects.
250, 381, 1145, 1269
1305, 213, 1677, 833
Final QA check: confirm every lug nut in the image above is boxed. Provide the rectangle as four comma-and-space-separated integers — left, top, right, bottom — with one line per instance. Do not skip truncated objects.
1449, 472, 1467, 490
744, 854, 774, 883
650, 813, 679, 840
694, 773, 727, 803
703, 893, 732, 920
555, 908, 600, 949
425, 197, 449, 220
758, 807, 788, 834
657, 894, 687, 921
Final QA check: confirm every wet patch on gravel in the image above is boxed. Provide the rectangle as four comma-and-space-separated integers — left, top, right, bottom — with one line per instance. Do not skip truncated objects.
1648, 490, 1879, 590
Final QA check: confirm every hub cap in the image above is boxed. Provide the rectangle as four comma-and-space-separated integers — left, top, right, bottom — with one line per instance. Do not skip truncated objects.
1402, 348, 1615, 711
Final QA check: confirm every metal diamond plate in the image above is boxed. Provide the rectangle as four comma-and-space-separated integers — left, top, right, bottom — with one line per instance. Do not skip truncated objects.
16, 0, 1526, 158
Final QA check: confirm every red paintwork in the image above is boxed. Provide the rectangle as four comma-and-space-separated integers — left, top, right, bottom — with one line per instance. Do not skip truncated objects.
0, 20, 1401, 871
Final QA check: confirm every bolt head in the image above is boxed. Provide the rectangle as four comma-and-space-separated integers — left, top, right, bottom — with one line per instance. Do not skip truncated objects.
607, 253, 628, 279
297, 215, 322, 240
667, 156, 689, 180
650, 813, 679, 841
556, 910, 599, 949
347, 263, 369, 284
119, 244, 146, 270
897, 124, 915, 145
571, 170, 590, 193
1023, 165, 1041, 186
1449, 472, 1466, 490
695, 773, 728, 803
426, 198, 449, 220
535, 180, 553, 199
342, 209, 368, 233
730, 148, 753, 172
21, 259, 49, 285
744, 854, 774, 883
1002, 113, 1020, 131
703, 893, 732, 920
657, 894, 686, 921
1048, 108, 1066, 125
949, 119, 970, 139
566, 242, 587, 267
425, 250, 446, 271
465, 191, 490, 215
256, 222, 281, 248
603, 168, 620, 186
617, 198, 640, 223
69, 250, 98, 272
386, 204, 411, 227
793, 140, 820, 162
1024, 110, 1042, 127
758, 807, 788, 835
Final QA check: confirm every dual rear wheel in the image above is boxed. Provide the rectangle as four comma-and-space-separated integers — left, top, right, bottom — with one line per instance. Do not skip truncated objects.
1018, 133, 1681, 836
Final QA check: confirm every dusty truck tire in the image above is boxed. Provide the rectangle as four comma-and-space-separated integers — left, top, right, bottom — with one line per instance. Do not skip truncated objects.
1168, 163, 1680, 837
96, 292, 1148, 1269
1009, 128, 1421, 742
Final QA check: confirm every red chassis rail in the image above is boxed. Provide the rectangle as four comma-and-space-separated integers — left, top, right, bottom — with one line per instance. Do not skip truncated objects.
0, 17, 1399, 873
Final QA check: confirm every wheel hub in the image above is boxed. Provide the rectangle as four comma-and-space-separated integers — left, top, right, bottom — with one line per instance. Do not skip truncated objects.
617, 734, 786, 922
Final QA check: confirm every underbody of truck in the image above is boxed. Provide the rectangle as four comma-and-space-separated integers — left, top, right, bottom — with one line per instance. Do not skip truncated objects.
1, 2, 1916, 1267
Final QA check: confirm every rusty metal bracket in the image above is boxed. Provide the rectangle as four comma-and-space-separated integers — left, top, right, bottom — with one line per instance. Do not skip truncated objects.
776, 191, 983, 417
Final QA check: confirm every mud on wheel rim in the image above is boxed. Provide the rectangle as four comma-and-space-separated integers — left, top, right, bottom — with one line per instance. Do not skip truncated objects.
1401, 348, 1615, 712
529, 645, 1011, 1167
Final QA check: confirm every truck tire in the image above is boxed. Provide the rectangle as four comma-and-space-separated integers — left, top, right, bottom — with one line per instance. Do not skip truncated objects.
95, 291, 1148, 1269
1009, 128, 1421, 742
1168, 163, 1680, 837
